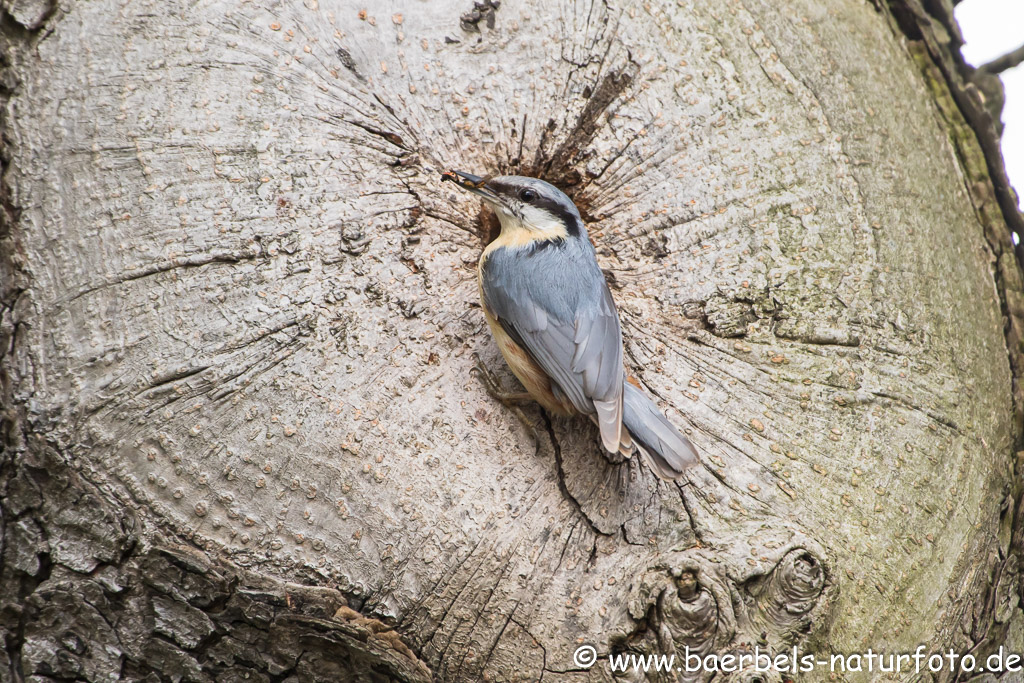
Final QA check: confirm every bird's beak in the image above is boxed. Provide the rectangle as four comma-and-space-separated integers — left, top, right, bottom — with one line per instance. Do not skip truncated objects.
441, 169, 501, 205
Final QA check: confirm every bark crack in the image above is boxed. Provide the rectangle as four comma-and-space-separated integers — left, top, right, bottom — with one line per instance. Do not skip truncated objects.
540, 410, 614, 539
59, 249, 264, 306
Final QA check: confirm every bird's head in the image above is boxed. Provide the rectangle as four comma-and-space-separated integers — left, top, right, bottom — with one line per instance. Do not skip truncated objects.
442, 170, 584, 241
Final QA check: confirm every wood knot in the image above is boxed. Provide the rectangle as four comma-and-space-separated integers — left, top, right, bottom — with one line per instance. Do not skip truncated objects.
618, 543, 833, 673
745, 548, 829, 641
659, 568, 723, 651
777, 550, 825, 610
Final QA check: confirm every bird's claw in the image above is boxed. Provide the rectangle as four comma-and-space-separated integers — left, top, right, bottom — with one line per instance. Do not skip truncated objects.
470, 355, 542, 454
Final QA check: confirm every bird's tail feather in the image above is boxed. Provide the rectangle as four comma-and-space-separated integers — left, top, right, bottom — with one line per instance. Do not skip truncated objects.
622, 381, 698, 480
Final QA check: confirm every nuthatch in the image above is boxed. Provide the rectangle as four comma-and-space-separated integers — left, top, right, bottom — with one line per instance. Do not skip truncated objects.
442, 170, 698, 479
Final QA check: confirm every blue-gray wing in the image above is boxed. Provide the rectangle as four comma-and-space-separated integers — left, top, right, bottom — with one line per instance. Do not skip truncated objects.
482, 248, 624, 452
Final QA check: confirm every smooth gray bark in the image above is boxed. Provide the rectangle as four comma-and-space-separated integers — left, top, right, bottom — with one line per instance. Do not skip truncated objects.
1, 0, 1022, 681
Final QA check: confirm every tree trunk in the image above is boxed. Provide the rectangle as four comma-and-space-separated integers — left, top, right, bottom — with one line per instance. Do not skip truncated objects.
2, 0, 1022, 681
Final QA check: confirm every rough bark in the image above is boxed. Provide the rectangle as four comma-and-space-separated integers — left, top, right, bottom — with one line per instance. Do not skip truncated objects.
1, 0, 1022, 681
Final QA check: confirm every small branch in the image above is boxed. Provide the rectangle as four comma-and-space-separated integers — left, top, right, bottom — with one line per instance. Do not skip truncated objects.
979, 42, 1024, 75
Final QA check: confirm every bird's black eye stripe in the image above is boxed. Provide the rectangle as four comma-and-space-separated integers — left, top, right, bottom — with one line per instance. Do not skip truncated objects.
532, 195, 582, 237
488, 179, 583, 236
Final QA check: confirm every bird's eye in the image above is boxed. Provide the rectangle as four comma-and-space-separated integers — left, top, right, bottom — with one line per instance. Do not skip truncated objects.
519, 188, 537, 202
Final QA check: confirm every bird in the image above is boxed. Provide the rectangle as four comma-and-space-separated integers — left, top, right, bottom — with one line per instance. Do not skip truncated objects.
442, 169, 699, 480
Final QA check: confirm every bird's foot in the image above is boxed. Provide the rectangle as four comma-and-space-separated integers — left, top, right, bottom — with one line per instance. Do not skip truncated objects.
471, 354, 542, 453
470, 354, 533, 403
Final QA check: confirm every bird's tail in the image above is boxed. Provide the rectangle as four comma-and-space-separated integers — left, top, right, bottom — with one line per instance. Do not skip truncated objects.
622, 381, 699, 480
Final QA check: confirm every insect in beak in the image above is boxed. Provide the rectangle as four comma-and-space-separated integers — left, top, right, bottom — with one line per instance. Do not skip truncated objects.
442, 169, 501, 205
